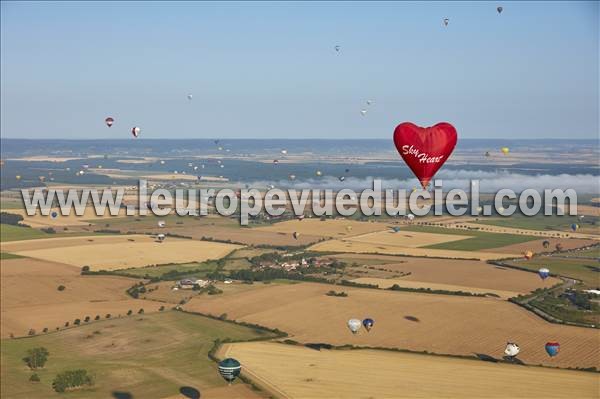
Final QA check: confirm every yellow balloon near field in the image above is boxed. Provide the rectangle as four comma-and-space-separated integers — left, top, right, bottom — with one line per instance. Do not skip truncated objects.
501, 147, 509, 155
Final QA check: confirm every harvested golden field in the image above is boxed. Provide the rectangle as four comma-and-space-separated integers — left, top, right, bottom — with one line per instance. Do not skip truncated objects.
309, 239, 516, 261
1, 235, 241, 270
1, 206, 136, 228
346, 230, 471, 248
185, 283, 599, 369
0, 258, 161, 337
220, 341, 599, 399
333, 253, 559, 298
486, 238, 598, 255
254, 219, 390, 238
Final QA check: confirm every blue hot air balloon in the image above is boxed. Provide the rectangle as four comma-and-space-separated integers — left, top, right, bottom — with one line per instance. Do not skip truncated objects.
218, 358, 241, 384
392, 226, 401, 233
538, 268, 550, 280
545, 342, 560, 357
363, 318, 374, 331
570, 223, 579, 232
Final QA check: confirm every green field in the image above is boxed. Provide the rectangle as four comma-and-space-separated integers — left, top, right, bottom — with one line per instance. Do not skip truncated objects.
0, 224, 50, 242
0, 311, 274, 399
117, 260, 220, 279
570, 247, 600, 259
505, 257, 599, 287
0, 252, 24, 259
402, 225, 539, 251
472, 214, 597, 232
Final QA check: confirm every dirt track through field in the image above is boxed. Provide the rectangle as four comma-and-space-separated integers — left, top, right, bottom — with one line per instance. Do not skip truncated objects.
220, 342, 600, 399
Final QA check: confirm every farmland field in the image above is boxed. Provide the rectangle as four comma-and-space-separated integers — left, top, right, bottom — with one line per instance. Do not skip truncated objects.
0, 224, 50, 242
502, 256, 600, 287
308, 238, 515, 260
254, 218, 391, 238
185, 282, 600, 369
0, 235, 241, 270
220, 341, 600, 399
333, 253, 558, 298
0, 312, 271, 399
402, 225, 541, 250
0, 257, 163, 337
471, 214, 598, 233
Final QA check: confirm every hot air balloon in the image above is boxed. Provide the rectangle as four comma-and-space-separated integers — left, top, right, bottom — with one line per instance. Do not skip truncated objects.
523, 251, 534, 260
443, 18, 449, 26
315, 170, 322, 177
542, 240, 550, 248
334, 45, 341, 52
187, 94, 193, 100
501, 147, 509, 155
105, 117, 114, 127
363, 318, 374, 332
392, 226, 401, 233
157, 233, 165, 242
131, 127, 141, 138
339, 176, 345, 182
160, 160, 165, 165
218, 146, 224, 151
485, 151, 491, 157
281, 149, 288, 155
344, 168, 350, 174
50, 211, 59, 219
273, 159, 279, 165
15, 175, 21, 181
545, 342, 560, 357
288, 174, 296, 181
498, 206, 505, 214
293, 232, 300, 240
393, 122, 457, 189
347, 319, 362, 334
476, 206, 483, 214
360, 109, 367, 116
366, 100, 373, 105
346, 225, 353, 232
218, 358, 242, 384
38, 176, 46, 182
193, 166, 198, 171
570, 223, 579, 232
158, 221, 166, 228
297, 215, 305, 221
538, 268, 550, 280
497, 6, 503, 14
504, 342, 520, 359
407, 214, 415, 222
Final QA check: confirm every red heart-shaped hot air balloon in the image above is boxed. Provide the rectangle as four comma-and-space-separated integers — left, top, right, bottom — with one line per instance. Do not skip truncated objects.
393, 122, 457, 188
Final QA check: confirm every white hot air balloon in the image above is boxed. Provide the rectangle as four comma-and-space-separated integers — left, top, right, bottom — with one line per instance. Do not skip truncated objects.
281, 149, 288, 155
131, 126, 141, 138
407, 213, 415, 221
158, 221, 166, 228
347, 319, 362, 334
360, 109, 367, 116
504, 342, 520, 358
187, 94, 193, 100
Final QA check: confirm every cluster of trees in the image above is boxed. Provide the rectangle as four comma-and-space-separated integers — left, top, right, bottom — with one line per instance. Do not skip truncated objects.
325, 290, 348, 297
24, 347, 49, 369
40, 227, 56, 234
0, 212, 24, 225
388, 284, 489, 297
52, 369, 94, 392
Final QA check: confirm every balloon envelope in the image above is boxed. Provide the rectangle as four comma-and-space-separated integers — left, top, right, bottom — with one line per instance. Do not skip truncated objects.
363, 318, 374, 331
131, 127, 141, 138
538, 268, 550, 280
218, 358, 241, 382
105, 117, 114, 127
347, 319, 362, 334
545, 342, 560, 357
501, 147, 510, 154
393, 122, 457, 189
504, 342, 520, 357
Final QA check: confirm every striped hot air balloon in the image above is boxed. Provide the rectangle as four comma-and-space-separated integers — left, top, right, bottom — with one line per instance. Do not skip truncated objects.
131, 126, 141, 138
218, 358, 241, 384
545, 342, 560, 357
538, 268, 550, 280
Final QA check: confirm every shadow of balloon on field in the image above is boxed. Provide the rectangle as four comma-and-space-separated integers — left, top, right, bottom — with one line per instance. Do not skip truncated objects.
503, 356, 525, 365
475, 353, 499, 362
179, 386, 201, 399
404, 316, 420, 322
112, 392, 133, 399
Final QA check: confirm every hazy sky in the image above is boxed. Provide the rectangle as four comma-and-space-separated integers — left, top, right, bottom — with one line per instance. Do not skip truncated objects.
1, 1, 598, 139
